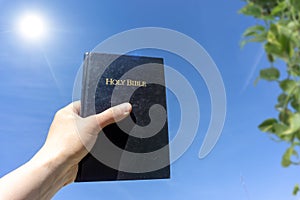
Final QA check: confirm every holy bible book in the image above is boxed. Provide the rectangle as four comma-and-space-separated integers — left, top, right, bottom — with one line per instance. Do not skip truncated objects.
75, 52, 170, 182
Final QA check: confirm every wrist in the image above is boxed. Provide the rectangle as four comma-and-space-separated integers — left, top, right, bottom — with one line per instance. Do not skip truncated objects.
28, 148, 78, 195
0, 148, 77, 200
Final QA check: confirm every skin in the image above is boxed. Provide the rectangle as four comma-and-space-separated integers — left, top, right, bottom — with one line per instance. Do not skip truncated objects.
0, 101, 132, 200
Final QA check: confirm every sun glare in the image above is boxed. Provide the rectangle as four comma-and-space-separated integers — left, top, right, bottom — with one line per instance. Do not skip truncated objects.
18, 13, 46, 41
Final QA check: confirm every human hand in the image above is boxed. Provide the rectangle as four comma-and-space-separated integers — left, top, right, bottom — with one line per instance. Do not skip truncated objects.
38, 101, 132, 184
0, 101, 132, 200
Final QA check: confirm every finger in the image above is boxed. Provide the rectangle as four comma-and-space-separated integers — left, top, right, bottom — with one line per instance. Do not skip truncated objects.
96, 102, 132, 129
86, 102, 132, 132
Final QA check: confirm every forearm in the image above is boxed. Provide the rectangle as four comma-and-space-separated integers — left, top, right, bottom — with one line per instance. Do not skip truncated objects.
0, 148, 77, 200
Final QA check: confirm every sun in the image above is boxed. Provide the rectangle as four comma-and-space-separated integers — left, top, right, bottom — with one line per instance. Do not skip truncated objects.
18, 13, 47, 41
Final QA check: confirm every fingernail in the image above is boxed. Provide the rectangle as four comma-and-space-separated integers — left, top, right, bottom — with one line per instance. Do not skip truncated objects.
118, 102, 132, 115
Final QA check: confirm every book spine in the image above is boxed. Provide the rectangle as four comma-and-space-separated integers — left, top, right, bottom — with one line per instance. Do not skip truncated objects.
80, 52, 90, 117
75, 52, 90, 182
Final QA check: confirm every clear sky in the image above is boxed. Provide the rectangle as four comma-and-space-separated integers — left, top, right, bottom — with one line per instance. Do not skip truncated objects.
1, 0, 300, 200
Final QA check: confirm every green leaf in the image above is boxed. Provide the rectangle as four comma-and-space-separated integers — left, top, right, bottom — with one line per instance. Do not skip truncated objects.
243, 25, 265, 37
280, 79, 297, 95
273, 123, 289, 135
282, 145, 297, 167
282, 152, 292, 167
265, 23, 293, 59
239, 2, 262, 18
284, 113, 300, 134
280, 133, 295, 142
289, 65, 300, 77
259, 67, 280, 81
276, 93, 288, 108
278, 93, 288, 102
293, 184, 300, 195
291, 98, 300, 112
258, 118, 277, 132
241, 30, 268, 47
278, 27, 293, 58
279, 109, 292, 125
250, 31, 268, 42
271, 1, 286, 16
294, 87, 300, 100
265, 42, 285, 59
267, 24, 279, 44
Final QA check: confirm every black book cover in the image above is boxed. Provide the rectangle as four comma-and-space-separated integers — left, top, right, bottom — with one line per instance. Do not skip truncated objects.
75, 52, 170, 182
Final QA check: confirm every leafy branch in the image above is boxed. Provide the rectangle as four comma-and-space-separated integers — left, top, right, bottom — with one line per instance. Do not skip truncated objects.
240, 0, 300, 195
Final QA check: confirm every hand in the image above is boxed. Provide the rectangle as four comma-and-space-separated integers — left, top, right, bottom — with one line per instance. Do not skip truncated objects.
0, 101, 132, 200
39, 101, 132, 184
43, 101, 131, 165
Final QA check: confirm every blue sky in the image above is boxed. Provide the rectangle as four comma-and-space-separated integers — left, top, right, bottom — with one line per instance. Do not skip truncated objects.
1, 0, 300, 200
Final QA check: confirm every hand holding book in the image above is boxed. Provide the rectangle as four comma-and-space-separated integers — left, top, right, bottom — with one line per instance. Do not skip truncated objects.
0, 101, 132, 200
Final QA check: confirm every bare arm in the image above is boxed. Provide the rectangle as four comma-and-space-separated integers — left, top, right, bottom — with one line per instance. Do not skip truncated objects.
0, 101, 132, 200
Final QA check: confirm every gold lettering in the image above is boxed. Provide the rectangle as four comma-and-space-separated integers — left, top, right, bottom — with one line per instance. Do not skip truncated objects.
127, 79, 133, 86
106, 78, 113, 85
106, 78, 147, 87
106, 78, 125, 86
120, 80, 126, 85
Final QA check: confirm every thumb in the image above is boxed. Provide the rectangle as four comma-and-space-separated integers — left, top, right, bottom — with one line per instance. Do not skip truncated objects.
85, 102, 132, 133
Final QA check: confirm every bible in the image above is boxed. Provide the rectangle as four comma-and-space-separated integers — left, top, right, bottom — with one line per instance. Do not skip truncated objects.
75, 52, 170, 182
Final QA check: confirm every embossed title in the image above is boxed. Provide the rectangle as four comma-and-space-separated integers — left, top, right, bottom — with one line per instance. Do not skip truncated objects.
105, 78, 147, 87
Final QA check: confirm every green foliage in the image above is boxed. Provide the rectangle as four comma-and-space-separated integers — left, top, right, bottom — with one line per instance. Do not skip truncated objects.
293, 184, 300, 195
282, 145, 298, 167
260, 67, 280, 81
240, 0, 300, 195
